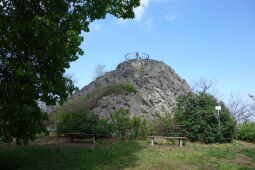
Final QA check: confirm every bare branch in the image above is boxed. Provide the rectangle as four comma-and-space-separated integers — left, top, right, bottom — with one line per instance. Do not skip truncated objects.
93, 64, 106, 80
227, 93, 255, 125
192, 78, 215, 94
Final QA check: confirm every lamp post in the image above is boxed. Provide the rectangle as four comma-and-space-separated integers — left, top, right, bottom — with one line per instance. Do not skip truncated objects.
215, 106, 221, 126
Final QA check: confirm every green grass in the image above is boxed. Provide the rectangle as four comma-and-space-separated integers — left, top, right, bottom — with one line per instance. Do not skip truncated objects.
0, 139, 254, 170
0, 140, 143, 170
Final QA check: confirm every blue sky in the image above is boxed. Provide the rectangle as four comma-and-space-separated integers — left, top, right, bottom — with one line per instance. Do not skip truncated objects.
67, 0, 255, 103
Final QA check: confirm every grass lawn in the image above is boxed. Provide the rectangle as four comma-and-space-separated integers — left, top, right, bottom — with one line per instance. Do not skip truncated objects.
0, 137, 254, 170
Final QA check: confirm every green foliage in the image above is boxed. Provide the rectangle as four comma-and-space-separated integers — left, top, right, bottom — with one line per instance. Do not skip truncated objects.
154, 113, 183, 137
111, 108, 132, 137
237, 122, 255, 142
117, 82, 137, 94
86, 82, 136, 97
130, 117, 150, 139
0, 101, 48, 145
0, 0, 139, 144
158, 112, 175, 124
111, 108, 150, 139
56, 109, 115, 137
175, 93, 236, 144
56, 107, 151, 139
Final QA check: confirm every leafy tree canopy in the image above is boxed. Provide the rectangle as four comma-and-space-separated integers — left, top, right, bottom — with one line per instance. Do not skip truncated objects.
175, 93, 236, 144
0, 0, 140, 144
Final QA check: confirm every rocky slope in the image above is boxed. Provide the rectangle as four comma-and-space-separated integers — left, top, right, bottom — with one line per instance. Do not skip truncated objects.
66, 59, 192, 119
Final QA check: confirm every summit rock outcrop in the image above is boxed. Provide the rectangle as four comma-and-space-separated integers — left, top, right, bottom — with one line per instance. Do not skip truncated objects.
69, 59, 192, 119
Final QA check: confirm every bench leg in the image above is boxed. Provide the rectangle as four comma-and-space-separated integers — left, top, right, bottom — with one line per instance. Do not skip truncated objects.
151, 138, 154, 146
179, 139, 183, 147
92, 136, 96, 143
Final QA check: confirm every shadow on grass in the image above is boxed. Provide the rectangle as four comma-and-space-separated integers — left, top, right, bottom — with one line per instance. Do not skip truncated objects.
0, 140, 145, 170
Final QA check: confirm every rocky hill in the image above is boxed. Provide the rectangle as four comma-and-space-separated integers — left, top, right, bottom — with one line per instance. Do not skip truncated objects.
57, 59, 192, 119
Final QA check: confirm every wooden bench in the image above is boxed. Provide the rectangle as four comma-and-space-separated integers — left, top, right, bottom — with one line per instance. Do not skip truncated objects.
63, 133, 100, 143
148, 136, 187, 147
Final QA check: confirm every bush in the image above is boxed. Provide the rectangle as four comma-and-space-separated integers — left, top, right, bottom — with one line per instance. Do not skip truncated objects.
111, 108, 150, 139
237, 122, 255, 142
117, 82, 137, 94
56, 107, 150, 139
111, 108, 132, 137
151, 113, 182, 137
130, 117, 150, 139
56, 109, 116, 137
175, 93, 236, 144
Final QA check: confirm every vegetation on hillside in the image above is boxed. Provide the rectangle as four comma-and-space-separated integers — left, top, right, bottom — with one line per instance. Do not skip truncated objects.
55, 82, 136, 114
175, 93, 236, 144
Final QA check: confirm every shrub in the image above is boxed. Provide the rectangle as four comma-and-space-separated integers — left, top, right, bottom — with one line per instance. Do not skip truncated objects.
237, 122, 255, 142
117, 82, 137, 94
175, 93, 236, 144
111, 108, 150, 139
56, 107, 150, 139
56, 109, 116, 137
130, 117, 150, 139
111, 108, 132, 137
152, 113, 181, 137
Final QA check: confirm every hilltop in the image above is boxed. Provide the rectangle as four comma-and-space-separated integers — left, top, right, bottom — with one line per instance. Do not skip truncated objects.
54, 59, 192, 119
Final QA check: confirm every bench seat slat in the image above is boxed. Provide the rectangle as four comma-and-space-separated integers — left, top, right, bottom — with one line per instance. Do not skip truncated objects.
148, 136, 187, 139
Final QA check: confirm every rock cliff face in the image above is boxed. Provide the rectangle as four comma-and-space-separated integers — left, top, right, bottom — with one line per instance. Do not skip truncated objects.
70, 59, 192, 119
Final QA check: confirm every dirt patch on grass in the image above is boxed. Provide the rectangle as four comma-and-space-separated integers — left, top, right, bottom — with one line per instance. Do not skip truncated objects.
1, 136, 124, 149
30, 136, 95, 149
30, 136, 123, 149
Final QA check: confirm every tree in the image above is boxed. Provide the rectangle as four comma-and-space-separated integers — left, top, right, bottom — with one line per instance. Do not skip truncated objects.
228, 93, 255, 125
192, 78, 216, 94
0, 0, 140, 144
249, 94, 255, 114
93, 64, 106, 80
175, 93, 236, 144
